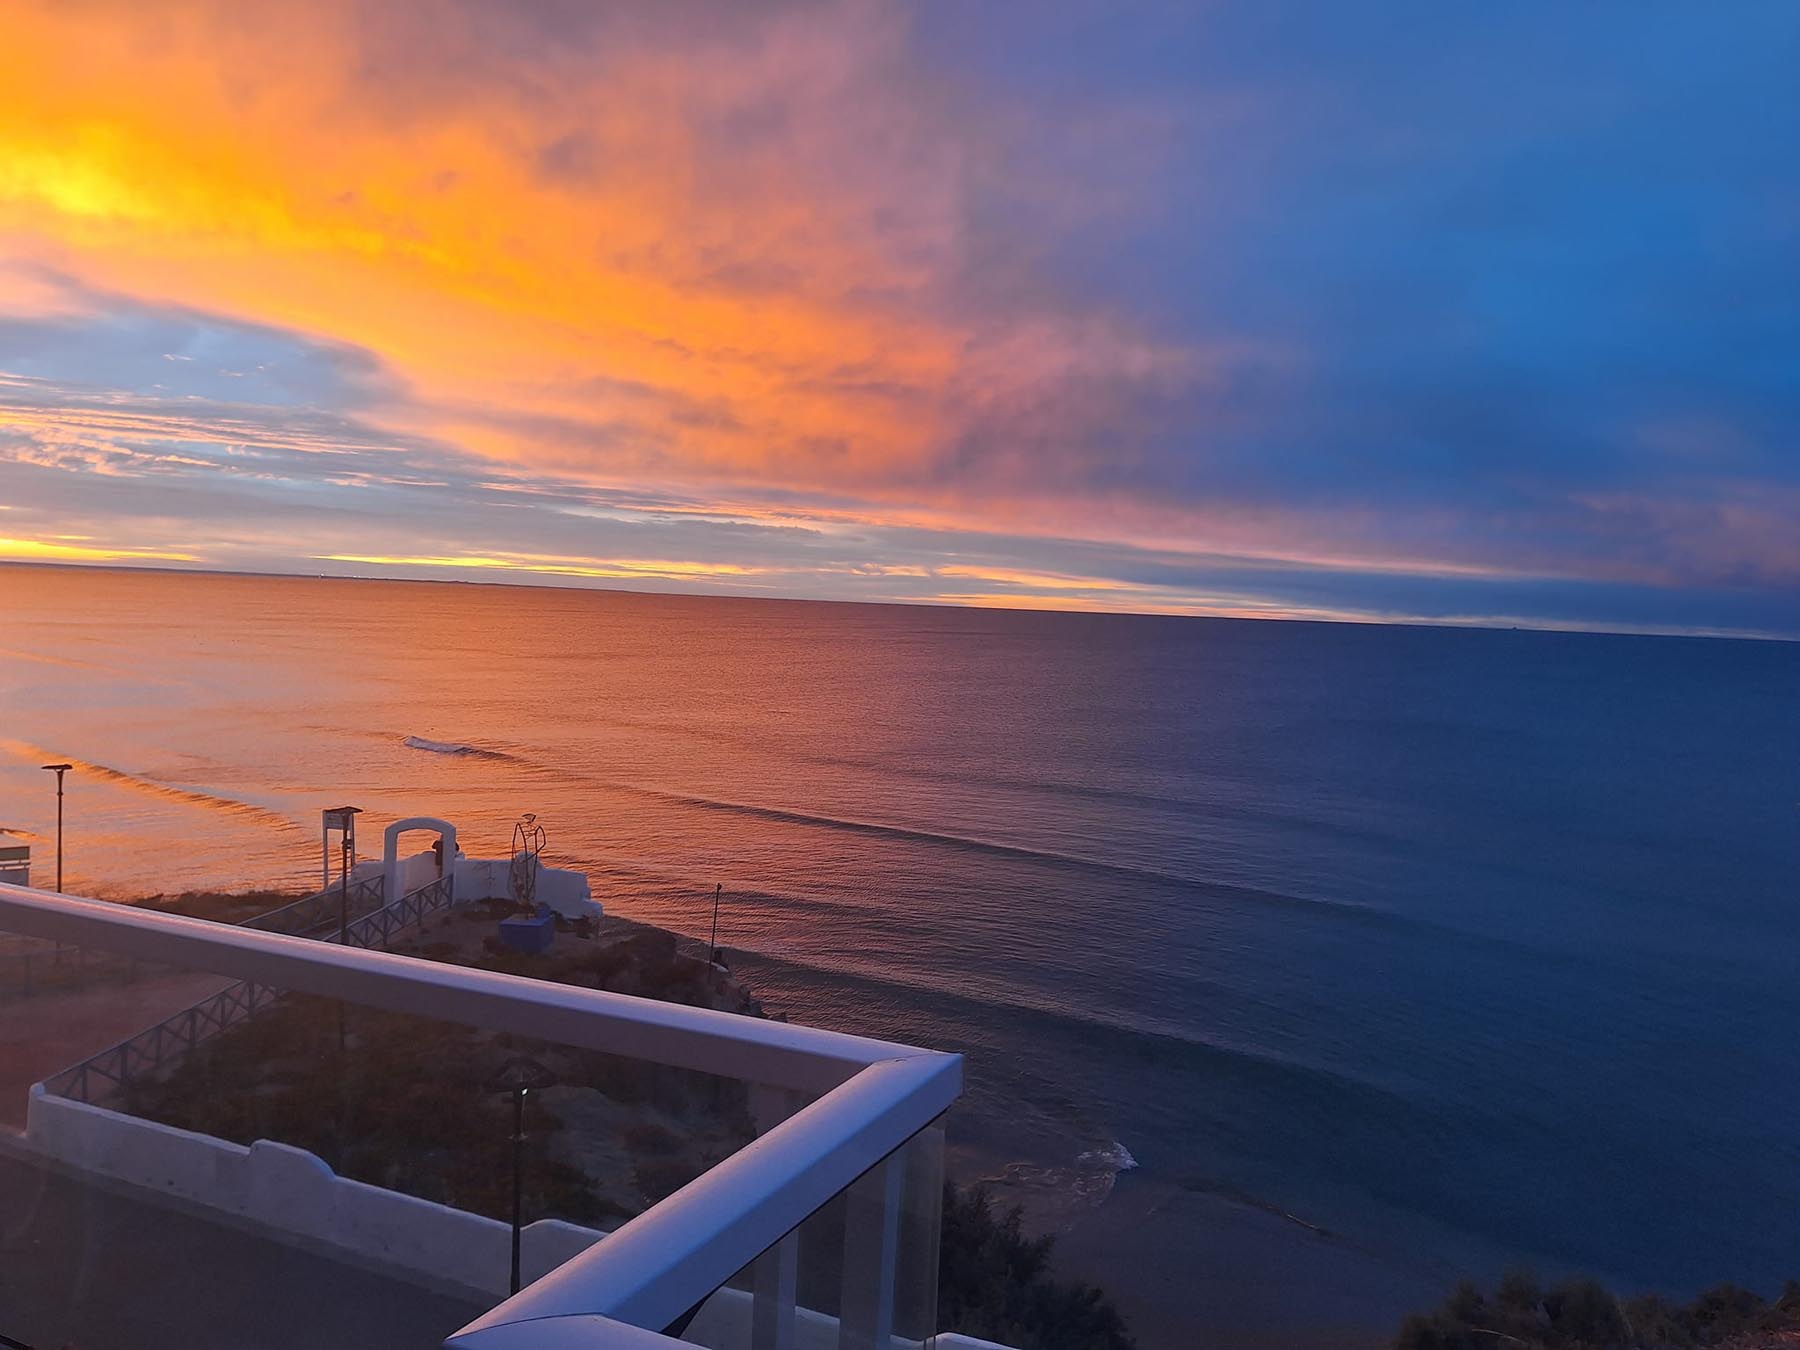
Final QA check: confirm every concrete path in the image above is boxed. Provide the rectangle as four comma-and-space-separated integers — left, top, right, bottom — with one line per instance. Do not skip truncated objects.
0, 1144, 489, 1348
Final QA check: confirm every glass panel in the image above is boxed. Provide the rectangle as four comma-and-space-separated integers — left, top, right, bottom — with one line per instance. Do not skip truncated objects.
0, 893, 789, 1348
0, 910, 492, 1347
670, 1119, 944, 1350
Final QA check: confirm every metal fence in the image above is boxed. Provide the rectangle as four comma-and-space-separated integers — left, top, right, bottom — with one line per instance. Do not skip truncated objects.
334, 873, 453, 949
42, 873, 454, 1105
241, 873, 386, 937
44, 978, 279, 1104
1, 875, 386, 1003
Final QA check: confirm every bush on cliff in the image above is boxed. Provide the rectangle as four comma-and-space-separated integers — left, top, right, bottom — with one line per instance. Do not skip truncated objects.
939, 1182, 1136, 1350
1394, 1271, 1800, 1349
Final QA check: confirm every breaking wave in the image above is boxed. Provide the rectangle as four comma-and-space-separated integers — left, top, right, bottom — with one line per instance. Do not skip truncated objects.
981, 1140, 1142, 1214
1077, 1141, 1139, 1174
401, 735, 512, 761
0, 739, 298, 831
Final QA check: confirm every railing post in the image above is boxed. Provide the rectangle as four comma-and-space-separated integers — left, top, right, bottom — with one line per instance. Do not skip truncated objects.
838, 1153, 905, 1350
751, 1231, 799, 1350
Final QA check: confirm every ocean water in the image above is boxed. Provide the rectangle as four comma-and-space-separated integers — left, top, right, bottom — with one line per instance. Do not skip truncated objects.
1, 563, 1796, 1304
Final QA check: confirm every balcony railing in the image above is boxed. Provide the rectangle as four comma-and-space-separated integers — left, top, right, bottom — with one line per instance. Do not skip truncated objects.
0, 879, 962, 1349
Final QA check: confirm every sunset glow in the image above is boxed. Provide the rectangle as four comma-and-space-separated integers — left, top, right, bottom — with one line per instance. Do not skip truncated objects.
2, 2, 1796, 636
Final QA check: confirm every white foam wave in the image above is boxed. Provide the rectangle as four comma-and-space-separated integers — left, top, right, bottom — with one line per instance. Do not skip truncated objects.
1076, 1141, 1139, 1174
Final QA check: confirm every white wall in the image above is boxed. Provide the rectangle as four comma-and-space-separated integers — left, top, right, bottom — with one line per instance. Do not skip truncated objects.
25, 1086, 603, 1297
453, 854, 602, 922
393, 848, 442, 896
27, 1089, 1021, 1348
452, 855, 507, 900
347, 849, 442, 897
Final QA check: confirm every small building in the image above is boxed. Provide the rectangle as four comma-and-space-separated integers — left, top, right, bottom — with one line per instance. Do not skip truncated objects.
0, 836, 28, 888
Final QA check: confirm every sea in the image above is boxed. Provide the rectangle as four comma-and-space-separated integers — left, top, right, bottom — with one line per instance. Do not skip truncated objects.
1, 563, 1796, 1322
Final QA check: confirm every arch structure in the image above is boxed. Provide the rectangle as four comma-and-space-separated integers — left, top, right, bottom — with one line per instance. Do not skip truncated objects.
383, 816, 458, 904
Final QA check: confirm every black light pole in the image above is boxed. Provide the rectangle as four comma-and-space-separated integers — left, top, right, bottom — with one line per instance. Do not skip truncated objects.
40, 764, 71, 892
485, 1055, 558, 1295
509, 1086, 526, 1291
709, 883, 722, 963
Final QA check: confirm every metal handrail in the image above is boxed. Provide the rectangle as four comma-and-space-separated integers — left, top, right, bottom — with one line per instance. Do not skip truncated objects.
44, 978, 278, 1103
0, 881, 960, 1348
334, 873, 453, 949
243, 873, 386, 936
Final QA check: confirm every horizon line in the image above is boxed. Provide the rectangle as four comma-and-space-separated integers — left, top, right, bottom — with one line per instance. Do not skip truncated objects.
2, 558, 1792, 646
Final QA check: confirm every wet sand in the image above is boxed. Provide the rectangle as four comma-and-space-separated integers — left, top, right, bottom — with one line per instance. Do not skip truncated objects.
1015, 1169, 1447, 1350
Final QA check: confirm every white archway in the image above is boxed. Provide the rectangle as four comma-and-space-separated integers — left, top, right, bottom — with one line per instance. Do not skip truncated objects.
383, 816, 458, 902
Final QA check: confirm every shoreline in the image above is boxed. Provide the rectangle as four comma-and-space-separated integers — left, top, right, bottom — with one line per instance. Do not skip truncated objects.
941, 1134, 1447, 1350
1041, 1171, 1441, 1350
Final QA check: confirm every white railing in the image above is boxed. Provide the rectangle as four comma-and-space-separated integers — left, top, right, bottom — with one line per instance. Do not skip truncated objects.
0, 880, 961, 1349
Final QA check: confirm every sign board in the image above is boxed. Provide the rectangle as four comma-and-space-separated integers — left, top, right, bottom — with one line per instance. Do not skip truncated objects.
321, 806, 361, 888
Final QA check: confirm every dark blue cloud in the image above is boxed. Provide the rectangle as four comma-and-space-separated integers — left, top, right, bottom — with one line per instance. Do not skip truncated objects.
919, 3, 1800, 543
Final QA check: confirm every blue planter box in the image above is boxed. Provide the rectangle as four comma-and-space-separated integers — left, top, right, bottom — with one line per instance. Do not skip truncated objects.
499, 912, 556, 954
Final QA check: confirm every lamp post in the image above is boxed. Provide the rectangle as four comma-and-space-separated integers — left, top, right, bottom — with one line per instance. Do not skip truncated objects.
324, 806, 361, 1052
485, 1055, 559, 1294
40, 764, 71, 893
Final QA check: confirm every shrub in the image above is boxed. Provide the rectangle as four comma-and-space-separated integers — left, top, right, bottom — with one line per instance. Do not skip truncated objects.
1394, 1270, 1800, 1349
938, 1182, 1135, 1350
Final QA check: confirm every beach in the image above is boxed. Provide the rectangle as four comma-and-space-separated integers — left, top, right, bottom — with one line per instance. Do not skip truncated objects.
1045, 1174, 1442, 1349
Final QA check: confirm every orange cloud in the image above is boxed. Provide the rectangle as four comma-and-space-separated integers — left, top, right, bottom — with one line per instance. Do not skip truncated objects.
318, 551, 771, 582
935, 564, 1135, 591
0, 2, 1249, 558
0, 536, 198, 563
0, 4, 974, 490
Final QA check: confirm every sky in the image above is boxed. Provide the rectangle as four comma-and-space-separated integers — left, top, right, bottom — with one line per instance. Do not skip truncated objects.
0, 1, 1796, 637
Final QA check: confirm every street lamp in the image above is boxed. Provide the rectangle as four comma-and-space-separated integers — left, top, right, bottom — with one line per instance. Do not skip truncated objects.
484, 1054, 559, 1294
323, 806, 361, 1052
40, 764, 72, 893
